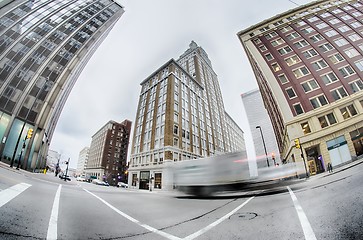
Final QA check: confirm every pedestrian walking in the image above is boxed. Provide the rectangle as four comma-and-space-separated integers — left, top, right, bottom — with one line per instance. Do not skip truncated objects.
327, 162, 333, 173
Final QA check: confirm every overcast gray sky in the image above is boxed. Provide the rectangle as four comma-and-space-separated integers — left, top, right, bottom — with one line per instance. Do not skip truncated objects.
50, 0, 314, 169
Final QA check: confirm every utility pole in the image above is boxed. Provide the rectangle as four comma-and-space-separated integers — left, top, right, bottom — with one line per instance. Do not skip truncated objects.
64, 158, 70, 181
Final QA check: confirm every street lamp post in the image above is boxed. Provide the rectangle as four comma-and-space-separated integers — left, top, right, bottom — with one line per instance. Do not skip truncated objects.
256, 126, 270, 167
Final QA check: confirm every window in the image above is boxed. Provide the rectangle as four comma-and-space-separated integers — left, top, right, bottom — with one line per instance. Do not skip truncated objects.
174, 137, 179, 146
329, 53, 344, 64
294, 40, 309, 48
265, 53, 274, 61
343, 6, 353, 11
334, 38, 349, 47
319, 43, 334, 52
329, 18, 341, 24
349, 79, 363, 92
340, 104, 358, 119
332, 9, 343, 14
287, 32, 300, 40
318, 113, 337, 128
308, 16, 319, 22
310, 95, 328, 109
355, 59, 363, 71
338, 25, 352, 32
348, 34, 362, 42
286, 88, 297, 98
321, 12, 332, 18
301, 79, 319, 92
173, 125, 178, 135
312, 59, 328, 70
271, 38, 285, 46
351, 21, 363, 28
293, 103, 304, 115
259, 26, 270, 32
331, 87, 348, 100
265, 31, 278, 40
310, 34, 324, 42
316, 23, 328, 29
338, 65, 355, 77
296, 20, 307, 27
301, 122, 311, 134
278, 74, 289, 84
303, 49, 318, 58
344, 48, 360, 58
259, 45, 267, 51
285, 55, 301, 66
293, 66, 309, 78
324, 29, 338, 37
302, 27, 315, 34
254, 38, 262, 44
271, 63, 281, 72
352, 11, 363, 17
277, 46, 292, 55
280, 26, 292, 33
321, 72, 338, 85
274, 20, 284, 26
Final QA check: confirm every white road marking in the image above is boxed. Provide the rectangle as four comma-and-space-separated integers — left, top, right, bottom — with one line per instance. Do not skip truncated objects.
47, 184, 62, 240
183, 196, 255, 240
287, 186, 317, 240
84, 188, 181, 240
0, 183, 31, 208
84, 188, 255, 240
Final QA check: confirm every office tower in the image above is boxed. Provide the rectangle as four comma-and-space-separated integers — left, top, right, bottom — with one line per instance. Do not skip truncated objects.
238, 0, 363, 175
128, 41, 246, 190
242, 89, 280, 168
0, 0, 124, 170
85, 119, 131, 185
76, 146, 89, 176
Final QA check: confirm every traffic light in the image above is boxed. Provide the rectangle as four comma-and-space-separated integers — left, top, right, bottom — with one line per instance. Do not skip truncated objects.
26, 128, 33, 139
294, 138, 300, 149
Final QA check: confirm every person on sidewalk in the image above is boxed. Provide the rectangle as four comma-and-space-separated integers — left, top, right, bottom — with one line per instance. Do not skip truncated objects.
327, 162, 333, 173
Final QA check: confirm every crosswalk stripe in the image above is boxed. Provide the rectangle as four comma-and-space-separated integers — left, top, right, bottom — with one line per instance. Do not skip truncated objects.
0, 183, 32, 208
47, 184, 62, 240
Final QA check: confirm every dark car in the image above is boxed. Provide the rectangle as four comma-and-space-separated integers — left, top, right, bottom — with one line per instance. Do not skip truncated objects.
59, 173, 71, 181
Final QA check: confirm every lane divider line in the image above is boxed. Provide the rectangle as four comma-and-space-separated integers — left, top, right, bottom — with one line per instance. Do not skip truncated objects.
83, 188, 181, 240
287, 186, 317, 240
0, 183, 32, 208
183, 196, 255, 240
47, 184, 62, 240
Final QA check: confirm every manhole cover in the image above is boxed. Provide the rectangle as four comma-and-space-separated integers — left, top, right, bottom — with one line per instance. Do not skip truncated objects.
230, 212, 258, 220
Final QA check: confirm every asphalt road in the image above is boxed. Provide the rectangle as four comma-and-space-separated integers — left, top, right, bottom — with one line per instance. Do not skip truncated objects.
0, 160, 362, 240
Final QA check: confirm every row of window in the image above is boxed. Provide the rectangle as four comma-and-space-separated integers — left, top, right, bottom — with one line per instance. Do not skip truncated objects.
301, 100, 362, 135
254, 1, 363, 36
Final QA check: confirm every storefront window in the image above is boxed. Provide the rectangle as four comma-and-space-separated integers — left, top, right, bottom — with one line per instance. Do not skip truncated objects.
154, 173, 162, 189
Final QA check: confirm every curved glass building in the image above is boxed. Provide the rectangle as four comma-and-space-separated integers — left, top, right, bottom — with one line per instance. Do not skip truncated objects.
0, 0, 124, 170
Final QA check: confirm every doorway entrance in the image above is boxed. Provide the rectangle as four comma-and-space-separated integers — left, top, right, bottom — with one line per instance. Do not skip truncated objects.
305, 145, 324, 174
139, 171, 150, 190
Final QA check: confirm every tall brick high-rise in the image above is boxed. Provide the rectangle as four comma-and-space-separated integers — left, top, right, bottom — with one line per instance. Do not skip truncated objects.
238, 0, 363, 175
128, 41, 246, 190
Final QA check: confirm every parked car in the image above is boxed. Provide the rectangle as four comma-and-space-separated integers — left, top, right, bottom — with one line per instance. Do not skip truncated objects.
92, 179, 109, 186
59, 173, 71, 181
117, 182, 128, 188
76, 176, 86, 182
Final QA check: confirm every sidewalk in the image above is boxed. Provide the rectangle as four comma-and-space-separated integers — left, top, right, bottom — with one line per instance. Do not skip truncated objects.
309, 157, 363, 180
0, 160, 55, 177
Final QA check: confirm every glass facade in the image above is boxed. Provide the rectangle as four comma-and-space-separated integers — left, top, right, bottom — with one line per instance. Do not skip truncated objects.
0, 0, 124, 170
